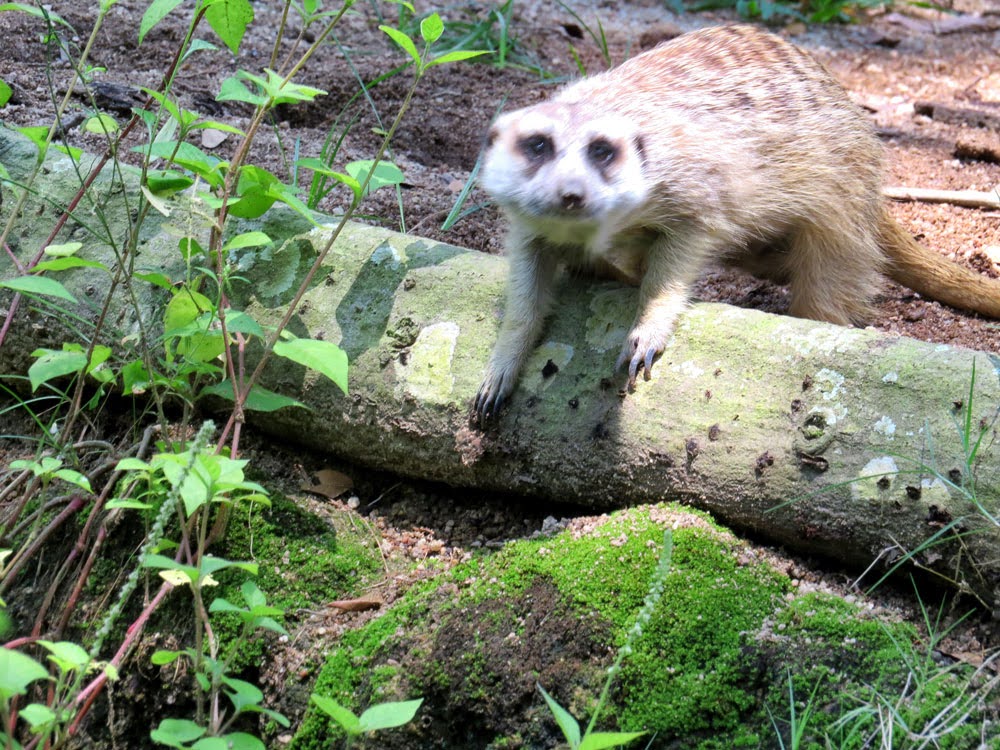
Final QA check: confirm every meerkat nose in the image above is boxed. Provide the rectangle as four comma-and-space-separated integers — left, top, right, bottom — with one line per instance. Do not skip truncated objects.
560, 184, 586, 211
561, 193, 584, 210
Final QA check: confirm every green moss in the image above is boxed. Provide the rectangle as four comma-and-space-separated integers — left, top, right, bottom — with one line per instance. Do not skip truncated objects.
292, 594, 431, 750
287, 505, 997, 750
617, 525, 789, 738
213, 493, 382, 668
455, 508, 706, 629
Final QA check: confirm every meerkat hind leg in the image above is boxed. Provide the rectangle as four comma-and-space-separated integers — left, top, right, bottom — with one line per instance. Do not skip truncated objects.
783, 222, 880, 325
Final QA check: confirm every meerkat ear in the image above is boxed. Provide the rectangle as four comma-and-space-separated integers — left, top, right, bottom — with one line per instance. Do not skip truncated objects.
485, 126, 500, 149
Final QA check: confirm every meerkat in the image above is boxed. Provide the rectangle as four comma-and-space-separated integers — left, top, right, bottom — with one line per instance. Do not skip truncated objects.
473, 24, 1000, 421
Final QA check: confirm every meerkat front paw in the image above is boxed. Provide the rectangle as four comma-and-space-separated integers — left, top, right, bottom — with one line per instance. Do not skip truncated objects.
473, 366, 517, 423
616, 323, 670, 388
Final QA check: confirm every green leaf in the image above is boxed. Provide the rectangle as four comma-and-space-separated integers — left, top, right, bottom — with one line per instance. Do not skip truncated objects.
38, 640, 90, 674
135, 272, 174, 291
199, 381, 307, 412
195, 734, 263, 750
0, 78, 11, 107
32, 256, 108, 273
28, 348, 88, 391
241, 581, 266, 608
420, 12, 443, 43
163, 288, 226, 364
222, 310, 265, 338
310, 695, 362, 735
223, 231, 271, 251
426, 49, 490, 68
208, 597, 240, 614
121, 359, 152, 395
150, 717, 205, 748
43, 241, 83, 256
345, 160, 405, 198
220, 69, 325, 108
146, 170, 194, 195
86, 344, 112, 375
358, 698, 423, 732
105, 498, 153, 510
0, 275, 77, 303
150, 650, 183, 666
142, 554, 199, 585
227, 164, 279, 218
143, 141, 223, 187
15, 124, 49, 159
0, 3, 70, 26
164, 286, 214, 331
221, 675, 263, 712
298, 159, 363, 202
538, 684, 581, 749
138, 0, 184, 44
265, 180, 316, 222
273, 337, 348, 395
579, 732, 647, 750
84, 113, 119, 134
217, 75, 266, 106
53, 143, 84, 161
18, 702, 56, 729
192, 119, 244, 135
199, 555, 257, 578
0, 647, 49, 700
204, 0, 254, 55
53, 469, 92, 492
226, 190, 275, 219
379, 25, 419, 66
181, 38, 218, 64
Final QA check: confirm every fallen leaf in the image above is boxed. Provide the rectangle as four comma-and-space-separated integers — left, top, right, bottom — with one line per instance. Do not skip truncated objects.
328, 595, 383, 613
201, 128, 229, 149
301, 468, 354, 499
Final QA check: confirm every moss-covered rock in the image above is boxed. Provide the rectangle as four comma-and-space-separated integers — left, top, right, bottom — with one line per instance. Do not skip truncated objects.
289, 505, 992, 749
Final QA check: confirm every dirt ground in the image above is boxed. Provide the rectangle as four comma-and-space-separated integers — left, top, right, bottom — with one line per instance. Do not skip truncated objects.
1, 0, 999, 740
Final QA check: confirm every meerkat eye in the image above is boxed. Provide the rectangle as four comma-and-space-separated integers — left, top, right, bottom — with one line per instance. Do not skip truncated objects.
587, 139, 617, 166
519, 134, 554, 162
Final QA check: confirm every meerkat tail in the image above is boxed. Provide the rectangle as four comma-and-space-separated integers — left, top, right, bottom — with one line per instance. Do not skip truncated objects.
879, 209, 1000, 319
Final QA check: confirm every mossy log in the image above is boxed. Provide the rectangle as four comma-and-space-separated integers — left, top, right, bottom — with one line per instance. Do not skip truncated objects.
2, 127, 999, 612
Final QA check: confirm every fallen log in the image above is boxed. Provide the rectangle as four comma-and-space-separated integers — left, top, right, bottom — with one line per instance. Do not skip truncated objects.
2, 127, 999, 612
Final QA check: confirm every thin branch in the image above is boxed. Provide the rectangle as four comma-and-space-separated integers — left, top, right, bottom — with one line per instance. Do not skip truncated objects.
883, 186, 1000, 210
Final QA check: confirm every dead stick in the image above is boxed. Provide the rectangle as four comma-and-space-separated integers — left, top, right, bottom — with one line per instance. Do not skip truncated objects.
883, 186, 1000, 210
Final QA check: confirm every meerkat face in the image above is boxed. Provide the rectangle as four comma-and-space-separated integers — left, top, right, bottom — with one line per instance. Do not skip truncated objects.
481, 102, 648, 243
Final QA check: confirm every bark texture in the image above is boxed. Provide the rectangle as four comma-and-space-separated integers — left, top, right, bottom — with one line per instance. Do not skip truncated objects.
2, 128, 999, 611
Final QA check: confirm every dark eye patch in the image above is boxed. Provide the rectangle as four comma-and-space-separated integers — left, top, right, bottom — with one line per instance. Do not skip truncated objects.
587, 138, 617, 166
518, 134, 554, 163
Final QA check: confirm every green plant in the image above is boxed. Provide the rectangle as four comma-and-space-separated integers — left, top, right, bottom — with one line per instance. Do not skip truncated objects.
397, 1, 547, 76
310, 695, 423, 749
0, 0, 485, 746
537, 530, 673, 750
666, 0, 893, 23
863, 359, 999, 602
765, 671, 824, 750
824, 586, 996, 748
555, 0, 612, 72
